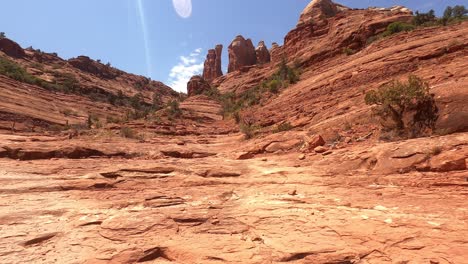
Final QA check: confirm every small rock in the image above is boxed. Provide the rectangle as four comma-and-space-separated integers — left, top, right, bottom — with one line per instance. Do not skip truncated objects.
289, 189, 297, 196
306, 135, 326, 152
314, 146, 327, 153
322, 150, 333, 156
261, 158, 268, 161
298, 154, 306, 160
236, 152, 254, 160
344, 137, 352, 143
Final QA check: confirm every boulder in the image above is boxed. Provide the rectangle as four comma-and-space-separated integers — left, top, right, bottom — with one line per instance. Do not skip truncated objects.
297, 0, 341, 26
202, 45, 223, 82
302, 135, 326, 152
430, 151, 467, 172
187, 76, 210, 97
0, 38, 25, 58
314, 146, 328, 153
228, 35, 257, 73
255, 41, 271, 64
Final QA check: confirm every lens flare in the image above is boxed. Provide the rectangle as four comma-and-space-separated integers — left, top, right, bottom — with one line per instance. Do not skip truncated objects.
136, 0, 152, 77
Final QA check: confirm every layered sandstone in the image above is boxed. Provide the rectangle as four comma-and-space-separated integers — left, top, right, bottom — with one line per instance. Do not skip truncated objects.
202, 45, 223, 82
228, 35, 257, 73
187, 75, 210, 97
255, 41, 271, 64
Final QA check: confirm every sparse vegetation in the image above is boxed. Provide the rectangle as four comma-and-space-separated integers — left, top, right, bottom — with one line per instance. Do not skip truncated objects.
365, 75, 439, 139
202, 60, 301, 138
342, 47, 356, 56
412, 10, 437, 26
0, 32, 5, 39
430, 146, 442, 156
166, 100, 182, 120
367, 5, 467, 45
240, 122, 258, 139
275, 122, 293, 133
120, 127, 138, 139
381, 22, 416, 37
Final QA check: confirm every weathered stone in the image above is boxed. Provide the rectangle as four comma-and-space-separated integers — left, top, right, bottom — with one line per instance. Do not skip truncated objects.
314, 146, 328, 153
255, 41, 271, 64
228, 35, 257, 73
202, 45, 223, 82
187, 75, 210, 97
0, 38, 25, 58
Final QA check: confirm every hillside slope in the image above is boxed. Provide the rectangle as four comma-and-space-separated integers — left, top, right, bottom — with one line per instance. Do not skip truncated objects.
0, 40, 179, 131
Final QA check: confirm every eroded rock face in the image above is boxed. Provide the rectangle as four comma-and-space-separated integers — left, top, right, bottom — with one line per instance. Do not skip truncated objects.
255, 41, 271, 64
68, 56, 122, 79
298, 0, 342, 26
202, 45, 223, 82
0, 38, 25, 58
187, 76, 210, 97
228, 35, 257, 73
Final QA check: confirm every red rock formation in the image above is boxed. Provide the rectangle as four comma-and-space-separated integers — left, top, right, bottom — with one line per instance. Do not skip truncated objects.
228, 35, 257, 73
255, 41, 271, 64
269, 42, 283, 63
202, 45, 223, 82
0, 38, 25, 58
68, 56, 123, 79
283, 2, 412, 67
187, 75, 210, 97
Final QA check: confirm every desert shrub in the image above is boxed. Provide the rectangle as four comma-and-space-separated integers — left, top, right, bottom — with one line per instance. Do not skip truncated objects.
430, 146, 442, 156
382, 22, 415, 37
342, 47, 356, 56
152, 93, 163, 111
0, 56, 39, 84
452, 5, 468, 18
106, 116, 122, 124
267, 79, 280, 94
413, 10, 436, 26
240, 122, 257, 139
167, 100, 182, 119
275, 122, 293, 133
365, 75, 438, 138
120, 127, 137, 139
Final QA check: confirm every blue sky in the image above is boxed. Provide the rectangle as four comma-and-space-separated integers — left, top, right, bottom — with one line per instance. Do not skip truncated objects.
0, 0, 465, 92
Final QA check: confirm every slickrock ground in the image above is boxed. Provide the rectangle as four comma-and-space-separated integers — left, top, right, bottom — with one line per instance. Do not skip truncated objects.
0, 129, 467, 263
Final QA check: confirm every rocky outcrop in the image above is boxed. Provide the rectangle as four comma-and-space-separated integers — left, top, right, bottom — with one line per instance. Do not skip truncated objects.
255, 41, 271, 64
270, 42, 283, 63
297, 0, 344, 26
202, 45, 223, 82
68, 56, 123, 79
283, 1, 413, 67
0, 38, 25, 58
187, 76, 210, 97
228, 35, 257, 73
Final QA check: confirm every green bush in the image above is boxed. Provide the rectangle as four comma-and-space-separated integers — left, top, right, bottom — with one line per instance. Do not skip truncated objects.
0, 56, 39, 84
413, 10, 436, 26
382, 22, 415, 37
451, 5, 467, 18
342, 47, 356, 56
267, 79, 280, 94
240, 122, 257, 139
365, 75, 439, 138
